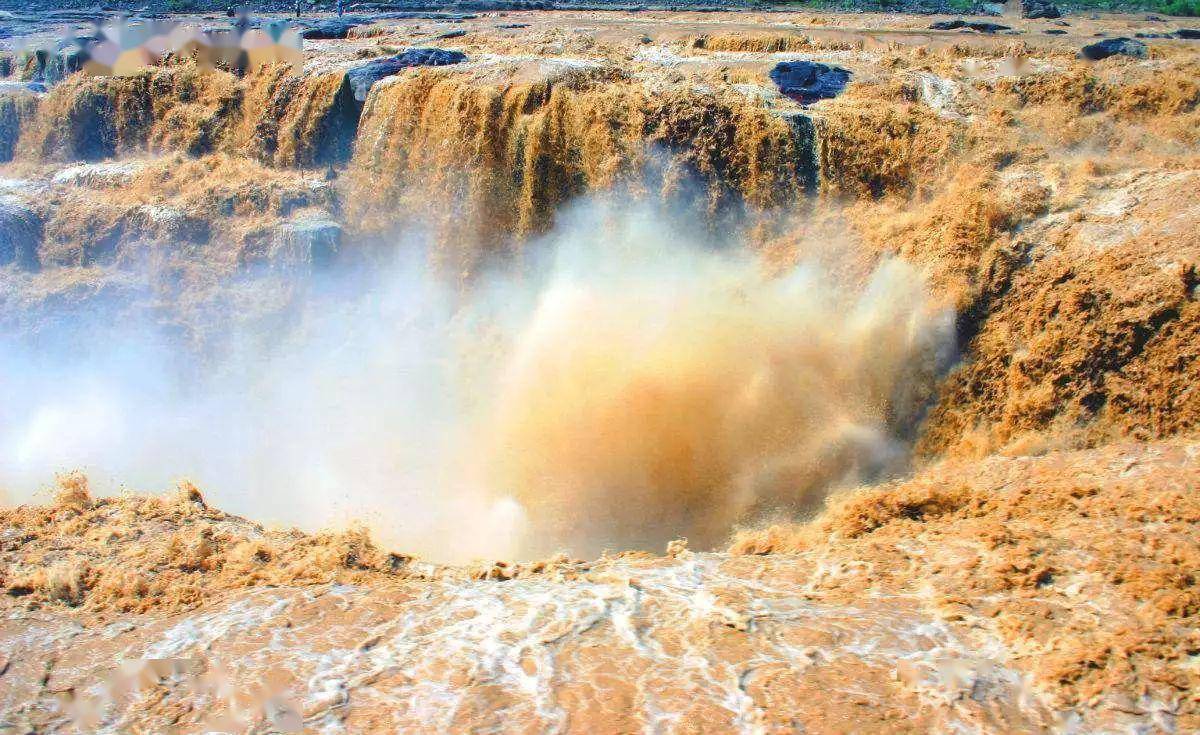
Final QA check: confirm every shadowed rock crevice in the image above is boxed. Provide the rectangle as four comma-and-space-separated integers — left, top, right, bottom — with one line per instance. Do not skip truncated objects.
0, 199, 42, 270
0, 85, 39, 162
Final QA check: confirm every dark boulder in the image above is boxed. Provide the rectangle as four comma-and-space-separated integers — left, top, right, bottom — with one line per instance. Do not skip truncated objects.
769, 61, 851, 104
966, 21, 1011, 33
345, 48, 468, 102
436, 29, 467, 40
1045, 29, 1067, 35
301, 17, 367, 39
929, 19, 1011, 33
1080, 37, 1148, 60
1177, 29, 1200, 40
1021, 0, 1061, 19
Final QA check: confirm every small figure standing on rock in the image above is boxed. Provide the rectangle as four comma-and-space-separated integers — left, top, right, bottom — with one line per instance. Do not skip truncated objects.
337, 0, 345, 17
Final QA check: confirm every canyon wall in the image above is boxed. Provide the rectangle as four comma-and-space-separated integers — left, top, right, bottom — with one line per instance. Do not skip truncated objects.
1, 43, 1198, 497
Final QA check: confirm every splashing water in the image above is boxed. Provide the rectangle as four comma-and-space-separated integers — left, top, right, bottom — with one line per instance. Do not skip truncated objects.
0, 200, 953, 562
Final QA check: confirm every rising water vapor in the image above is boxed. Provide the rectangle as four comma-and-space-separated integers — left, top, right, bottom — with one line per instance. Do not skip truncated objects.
0, 198, 953, 562
486, 203, 955, 557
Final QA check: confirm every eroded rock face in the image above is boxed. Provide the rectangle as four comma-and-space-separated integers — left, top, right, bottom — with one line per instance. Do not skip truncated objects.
0, 83, 39, 162
41, 83, 120, 161
18, 46, 86, 86
768, 61, 850, 104
345, 48, 468, 102
1081, 37, 1148, 60
301, 17, 367, 40
270, 216, 341, 270
1021, 0, 1062, 19
0, 196, 41, 270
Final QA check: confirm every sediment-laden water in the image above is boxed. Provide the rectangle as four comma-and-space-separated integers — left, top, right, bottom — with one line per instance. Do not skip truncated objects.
1, 7, 1198, 733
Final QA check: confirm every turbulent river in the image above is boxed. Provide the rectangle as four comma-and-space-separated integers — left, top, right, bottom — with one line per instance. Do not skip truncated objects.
5, 554, 1056, 733
1, 5, 1199, 734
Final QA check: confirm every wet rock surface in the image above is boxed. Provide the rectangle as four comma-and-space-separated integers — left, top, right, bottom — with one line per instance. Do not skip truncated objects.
18, 47, 86, 86
929, 19, 1011, 32
0, 83, 39, 161
300, 17, 368, 39
768, 61, 850, 103
1021, 0, 1061, 19
49, 161, 143, 189
1081, 37, 1148, 60
345, 47, 467, 101
0, 80, 43, 94
0, 197, 40, 269
270, 216, 342, 269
